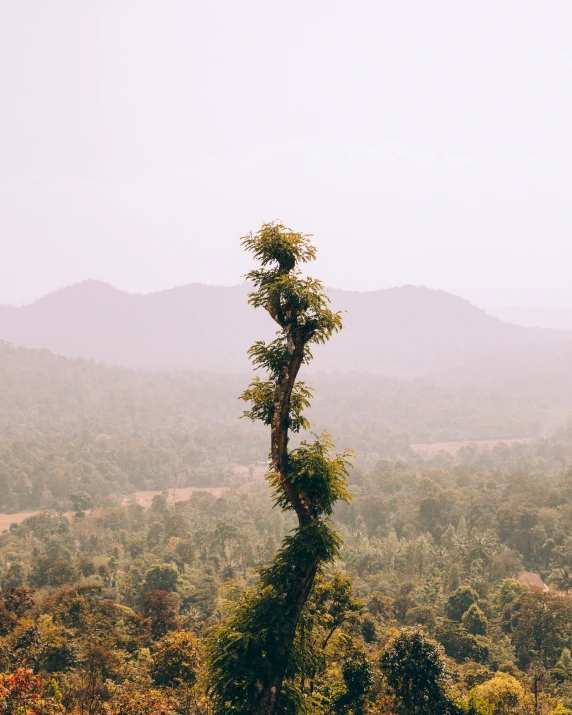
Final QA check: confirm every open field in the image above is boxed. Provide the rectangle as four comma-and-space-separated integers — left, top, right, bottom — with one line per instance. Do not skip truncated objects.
0, 487, 240, 533
0, 511, 40, 533
125, 485, 236, 508
410, 436, 534, 455
0, 464, 266, 532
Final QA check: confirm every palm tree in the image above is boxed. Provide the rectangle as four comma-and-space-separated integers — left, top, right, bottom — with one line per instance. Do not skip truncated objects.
550, 567, 572, 594
468, 531, 497, 563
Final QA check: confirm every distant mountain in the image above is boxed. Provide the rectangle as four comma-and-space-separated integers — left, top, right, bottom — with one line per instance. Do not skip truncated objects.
0, 280, 568, 374
486, 306, 572, 331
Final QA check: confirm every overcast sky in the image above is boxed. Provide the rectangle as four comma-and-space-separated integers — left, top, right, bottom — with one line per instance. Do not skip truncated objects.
1, 1, 571, 307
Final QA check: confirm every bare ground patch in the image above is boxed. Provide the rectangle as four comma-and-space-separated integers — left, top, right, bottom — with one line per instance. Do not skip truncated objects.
0, 464, 265, 532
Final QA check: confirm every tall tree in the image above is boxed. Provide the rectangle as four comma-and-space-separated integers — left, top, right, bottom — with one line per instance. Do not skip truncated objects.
207, 223, 352, 714
379, 628, 463, 715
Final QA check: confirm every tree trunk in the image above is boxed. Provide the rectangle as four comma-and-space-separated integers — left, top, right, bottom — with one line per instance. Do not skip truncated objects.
254, 334, 318, 713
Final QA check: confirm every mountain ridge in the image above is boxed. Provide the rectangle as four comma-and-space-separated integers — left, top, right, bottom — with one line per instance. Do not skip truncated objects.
0, 280, 569, 374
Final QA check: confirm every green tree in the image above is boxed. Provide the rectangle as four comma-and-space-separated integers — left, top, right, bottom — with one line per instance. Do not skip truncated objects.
143, 564, 180, 593
152, 631, 202, 687
147, 521, 164, 547
70, 490, 93, 517
206, 223, 351, 715
551, 705, 572, 715
435, 619, 489, 664
152, 631, 203, 715
29, 557, 77, 588
446, 586, 479, 622
379, 628, 463, 715
311, 571, 362, 649
333, 651, 374, 715
1, 563, 25, 589
551, 647, 572, 683
462, 604, 489, 636
496, 579, 528, 613
551, 567, 572, 595
505, 593, 572, 669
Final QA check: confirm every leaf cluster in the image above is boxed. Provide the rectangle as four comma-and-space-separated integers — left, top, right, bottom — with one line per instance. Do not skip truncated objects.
240, 377, 312, 433
241, 222, 317, 272
267, 434, 353, 517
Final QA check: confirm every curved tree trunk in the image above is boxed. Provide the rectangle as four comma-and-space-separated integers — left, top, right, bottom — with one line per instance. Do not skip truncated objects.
253, 333, 318, 715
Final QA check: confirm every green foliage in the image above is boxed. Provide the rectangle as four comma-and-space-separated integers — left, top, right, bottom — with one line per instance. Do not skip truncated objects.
143, 565, 180, 594
310, 571, 362, 645
446, 586, 480, 622
151, 631, 202, 688
247, 337, 313, 378
504, 592, 572, 669
9, 226, 572, 711
206, 521, 345, 711
435, 619, 489, 664
551, 567, 572, 594
462, 604, 489, 636
241, 376, 312, 432
29, 557, 78, 589
70, 491, 93, 515
0, 339, 555, 511
552, 647, 572, 683
207, 584, 300, 714
334, 651, 374, 714
4, 437, 572, 711
379, 628, 463, 715
242, 222, 342, 340
496, 579, 529, 612
466, 691, 492, 715
267, 434, 353, 517
241, 223, 317, 270
552, 705, 572, 715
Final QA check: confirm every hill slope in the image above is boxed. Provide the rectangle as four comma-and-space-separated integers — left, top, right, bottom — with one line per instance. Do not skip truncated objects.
0, 341, 566, 511
0, 340, 546, 446
0, 281, 567, 374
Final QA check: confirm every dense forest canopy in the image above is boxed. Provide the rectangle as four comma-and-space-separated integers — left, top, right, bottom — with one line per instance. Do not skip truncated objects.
1, 341, 550, 442
3, 424, 572, 712
3, 224, 572, 713
1, 340, 566, 513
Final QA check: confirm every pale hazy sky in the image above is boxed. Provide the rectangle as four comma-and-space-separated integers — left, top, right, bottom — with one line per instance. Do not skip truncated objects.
1, 1, 571, 306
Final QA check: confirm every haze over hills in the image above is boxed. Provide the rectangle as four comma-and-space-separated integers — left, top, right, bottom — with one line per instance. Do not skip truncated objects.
0, 280, 569, 376
1, 326, 572, 511
487, 305, 572, 331
0, 340, 547, 453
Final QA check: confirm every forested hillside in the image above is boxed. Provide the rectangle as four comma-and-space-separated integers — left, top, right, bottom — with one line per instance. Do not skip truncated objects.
0, 341, 558, 512
1, 341, 543, 442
